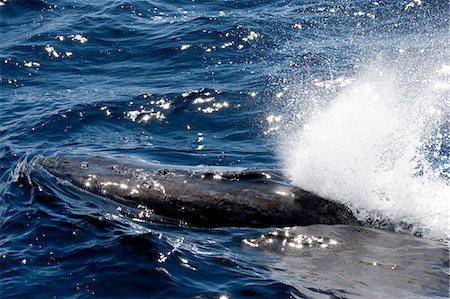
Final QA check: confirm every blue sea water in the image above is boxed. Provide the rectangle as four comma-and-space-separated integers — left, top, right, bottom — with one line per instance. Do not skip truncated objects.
1, 0, 449, 298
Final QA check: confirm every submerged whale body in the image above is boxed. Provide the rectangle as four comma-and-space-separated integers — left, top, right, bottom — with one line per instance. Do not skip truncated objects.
33, 155, 358, 228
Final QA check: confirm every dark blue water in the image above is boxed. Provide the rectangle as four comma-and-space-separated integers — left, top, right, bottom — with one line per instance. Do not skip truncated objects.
1, 0, 449, 298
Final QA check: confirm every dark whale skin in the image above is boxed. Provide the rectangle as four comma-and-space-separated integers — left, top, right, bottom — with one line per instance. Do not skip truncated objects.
33, 155, 358, 228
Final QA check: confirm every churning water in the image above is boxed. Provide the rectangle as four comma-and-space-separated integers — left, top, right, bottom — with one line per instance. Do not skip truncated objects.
282, 51, 449, 239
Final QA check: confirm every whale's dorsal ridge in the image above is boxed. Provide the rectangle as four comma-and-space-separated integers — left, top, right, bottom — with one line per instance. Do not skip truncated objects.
34, 154, 358, 228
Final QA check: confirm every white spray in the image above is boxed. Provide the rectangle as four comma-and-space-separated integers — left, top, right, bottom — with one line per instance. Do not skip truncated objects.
281, 54, 449, 239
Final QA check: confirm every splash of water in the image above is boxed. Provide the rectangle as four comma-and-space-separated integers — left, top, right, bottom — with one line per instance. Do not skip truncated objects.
281, 55, 449, 239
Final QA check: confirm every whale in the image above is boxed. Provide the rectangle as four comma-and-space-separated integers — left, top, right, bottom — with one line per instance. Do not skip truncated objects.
32, 155, 359, 228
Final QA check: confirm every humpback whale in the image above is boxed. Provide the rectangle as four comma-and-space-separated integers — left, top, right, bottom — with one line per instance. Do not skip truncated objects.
33, 155, 358, 228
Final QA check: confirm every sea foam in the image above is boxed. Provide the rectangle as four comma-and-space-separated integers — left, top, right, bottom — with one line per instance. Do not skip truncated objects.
281, 53, 449, 239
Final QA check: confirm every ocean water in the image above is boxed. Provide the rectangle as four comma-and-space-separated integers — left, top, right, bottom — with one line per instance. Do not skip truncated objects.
1, 0, 449, 298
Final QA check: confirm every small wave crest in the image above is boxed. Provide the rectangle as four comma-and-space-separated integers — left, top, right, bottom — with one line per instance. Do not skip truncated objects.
280, 51, 449, 239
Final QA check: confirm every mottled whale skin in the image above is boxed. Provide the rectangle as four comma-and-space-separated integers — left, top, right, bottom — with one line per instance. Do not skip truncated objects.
34, 155, 358, 228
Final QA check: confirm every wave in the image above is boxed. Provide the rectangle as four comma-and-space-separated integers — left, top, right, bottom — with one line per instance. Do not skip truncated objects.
280, 50, 449, 239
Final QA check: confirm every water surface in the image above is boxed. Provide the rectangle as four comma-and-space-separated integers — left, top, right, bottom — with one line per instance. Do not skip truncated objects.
1, 0, 449, 298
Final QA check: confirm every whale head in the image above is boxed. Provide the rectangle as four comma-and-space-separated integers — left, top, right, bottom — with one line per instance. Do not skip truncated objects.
32, 154, 359, 227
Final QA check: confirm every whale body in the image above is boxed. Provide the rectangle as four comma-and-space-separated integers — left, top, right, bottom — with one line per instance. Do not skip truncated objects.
33, 155, 358, 228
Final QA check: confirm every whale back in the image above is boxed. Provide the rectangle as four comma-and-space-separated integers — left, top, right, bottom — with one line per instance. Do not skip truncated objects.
33, 155, 358, 227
